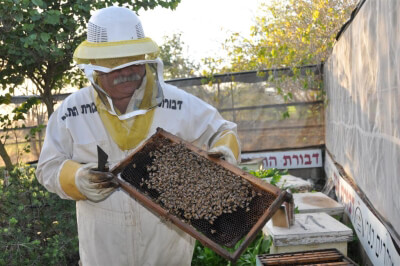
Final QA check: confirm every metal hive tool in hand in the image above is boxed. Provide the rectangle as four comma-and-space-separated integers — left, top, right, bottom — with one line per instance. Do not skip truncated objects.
110, 128, 292, 262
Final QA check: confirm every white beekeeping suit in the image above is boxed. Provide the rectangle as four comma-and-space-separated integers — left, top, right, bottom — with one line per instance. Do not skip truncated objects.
36, 6, 240, 266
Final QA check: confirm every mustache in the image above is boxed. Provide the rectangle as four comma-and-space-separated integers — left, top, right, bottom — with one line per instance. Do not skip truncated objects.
112, 73, 142, 85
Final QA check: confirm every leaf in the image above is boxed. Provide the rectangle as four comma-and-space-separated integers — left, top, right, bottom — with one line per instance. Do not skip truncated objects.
15, 13, 23, 22
270, 174, 281, 186
0, 94, 11, 104
270, 49, 278, 58
22, 23, 34, 31
29, 33, 37, 40
282, 111, 290, 119
44, 11, 61, 25
40, 32, 50, 42
261, 236, 272, 252
9, 217, 18, 225
32, 0, 44, 7
312, 10, 320, 21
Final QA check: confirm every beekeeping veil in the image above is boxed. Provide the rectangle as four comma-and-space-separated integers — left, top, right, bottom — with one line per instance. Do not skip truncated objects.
73, 6, 164, 120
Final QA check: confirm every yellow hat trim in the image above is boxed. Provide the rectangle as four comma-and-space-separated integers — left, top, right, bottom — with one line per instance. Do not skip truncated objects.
74, 37, 159, 63
96, 65, 156, 151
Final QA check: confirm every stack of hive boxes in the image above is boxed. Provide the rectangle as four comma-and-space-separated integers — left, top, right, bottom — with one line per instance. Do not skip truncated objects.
262, 191, 352, 255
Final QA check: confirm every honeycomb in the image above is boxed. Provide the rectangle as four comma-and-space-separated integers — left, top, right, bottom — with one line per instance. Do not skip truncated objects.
120, 134, 278, 247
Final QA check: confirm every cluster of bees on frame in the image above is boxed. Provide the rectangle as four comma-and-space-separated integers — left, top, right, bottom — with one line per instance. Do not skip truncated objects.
138, 141, 258, 227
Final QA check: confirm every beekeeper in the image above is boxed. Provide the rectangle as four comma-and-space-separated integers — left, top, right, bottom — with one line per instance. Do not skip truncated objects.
36, 6, 240, 266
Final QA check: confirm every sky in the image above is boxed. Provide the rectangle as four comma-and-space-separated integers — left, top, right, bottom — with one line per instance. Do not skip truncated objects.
138, 0, 263, 64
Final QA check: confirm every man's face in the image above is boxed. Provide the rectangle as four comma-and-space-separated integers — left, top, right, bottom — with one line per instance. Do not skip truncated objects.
97, 64, 146, 100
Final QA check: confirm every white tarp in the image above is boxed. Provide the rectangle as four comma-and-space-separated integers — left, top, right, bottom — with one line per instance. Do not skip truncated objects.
324, 0, 400, 238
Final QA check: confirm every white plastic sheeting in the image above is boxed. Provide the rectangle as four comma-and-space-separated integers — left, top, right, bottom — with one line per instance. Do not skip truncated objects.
324, 0, 400, 236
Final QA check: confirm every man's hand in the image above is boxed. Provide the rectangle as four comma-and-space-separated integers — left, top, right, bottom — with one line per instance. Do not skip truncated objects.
208, 146, 238, 165
75, 163, 119, 202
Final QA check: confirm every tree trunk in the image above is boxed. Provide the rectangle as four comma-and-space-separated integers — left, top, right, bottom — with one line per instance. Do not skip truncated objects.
42, 94, 55, 119
0, 142, 13, 172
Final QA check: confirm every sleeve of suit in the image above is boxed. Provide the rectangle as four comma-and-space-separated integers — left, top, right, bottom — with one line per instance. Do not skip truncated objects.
36, 109, 86, 200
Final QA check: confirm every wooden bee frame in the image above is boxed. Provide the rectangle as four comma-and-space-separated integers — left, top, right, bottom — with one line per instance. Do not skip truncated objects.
110, 128, 292, 262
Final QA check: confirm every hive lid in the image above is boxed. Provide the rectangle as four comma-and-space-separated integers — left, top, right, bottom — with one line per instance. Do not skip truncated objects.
293, 192, 344, 216
264, 212, 353, 247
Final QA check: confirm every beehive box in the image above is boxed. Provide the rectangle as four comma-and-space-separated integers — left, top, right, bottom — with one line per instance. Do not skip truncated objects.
111, 128, 291, 262
256, 248, 357, 265
263, 212, 353, 256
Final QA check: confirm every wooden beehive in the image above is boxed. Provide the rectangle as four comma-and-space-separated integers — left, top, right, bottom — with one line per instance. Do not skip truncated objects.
110, 128, 292, 262
256, 248, 357, 265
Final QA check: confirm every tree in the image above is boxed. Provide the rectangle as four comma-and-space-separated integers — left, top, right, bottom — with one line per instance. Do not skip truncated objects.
212, 0, 358, 104
0, 0, 181, 168
159, 32, 199, 79
0, 0, 181, 119
224, 0, 358, 71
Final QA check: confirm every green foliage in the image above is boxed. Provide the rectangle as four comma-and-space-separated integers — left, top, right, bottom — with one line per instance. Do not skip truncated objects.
0, 0, 181, 171
198, 0, 357, 111
0, 97, 41, 170
235, 234, 272, 265
11, 97, 41, 121
225, 0, 357, 70
192, 241, 227, 265
0, 165, 78, 265
249, 168, 288, 186
0, 0, 181, 117
159, 32, 199, 79
191, 233, 272, 266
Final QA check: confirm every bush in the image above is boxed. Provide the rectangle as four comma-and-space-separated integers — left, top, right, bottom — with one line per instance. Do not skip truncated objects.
191, 233, 272, 266
0, 167, 282, 265
0, 165, 79, 265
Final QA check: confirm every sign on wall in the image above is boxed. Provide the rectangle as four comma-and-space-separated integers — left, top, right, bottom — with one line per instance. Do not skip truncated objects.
242, 149, 322, 169
325, 153, 400, 266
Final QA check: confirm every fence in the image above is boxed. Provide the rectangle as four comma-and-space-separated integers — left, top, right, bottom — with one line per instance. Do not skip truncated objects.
1, 64, 324, 165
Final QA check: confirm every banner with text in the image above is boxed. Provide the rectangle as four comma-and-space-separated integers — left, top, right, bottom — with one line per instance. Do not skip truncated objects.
325, 153, 400, 266
242, 149, 322, 169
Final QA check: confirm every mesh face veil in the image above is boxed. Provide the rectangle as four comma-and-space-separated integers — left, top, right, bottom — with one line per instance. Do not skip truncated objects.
73, 6, 163, 120
78, 59, 165, 120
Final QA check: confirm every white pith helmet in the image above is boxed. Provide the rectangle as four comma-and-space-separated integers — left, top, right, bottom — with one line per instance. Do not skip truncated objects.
73, 6, 159, 65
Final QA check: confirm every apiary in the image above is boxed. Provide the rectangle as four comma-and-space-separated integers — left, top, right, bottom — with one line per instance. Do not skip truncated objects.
110, 128, 292, 262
